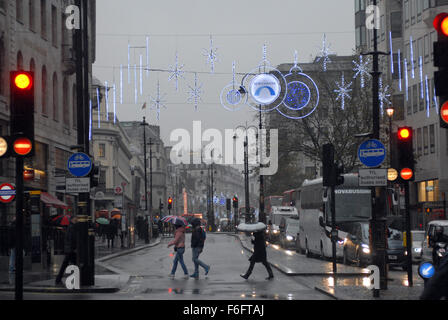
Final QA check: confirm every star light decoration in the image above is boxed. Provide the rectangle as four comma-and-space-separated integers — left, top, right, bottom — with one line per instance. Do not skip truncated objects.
168, 51, 185, 91
334, 73, 352, 110
150, 80, 167, 120
187, 73, 203, 112
379, 77, 391, 116
202, 35, 219, 73
352, 55, 371, 88
316, 34, 334, 72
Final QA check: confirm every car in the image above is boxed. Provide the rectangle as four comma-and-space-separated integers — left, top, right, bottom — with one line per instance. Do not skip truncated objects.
421, 220, 448, 263
279, 217, 300, 249
411, 230, 425, 263
342, 221, 372, 267
387, 228, 407, 271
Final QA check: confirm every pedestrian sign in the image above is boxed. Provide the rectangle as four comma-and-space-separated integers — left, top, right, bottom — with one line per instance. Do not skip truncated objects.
0, 183, 16, 203
358, 139, 386, 168
67, 152, 92, 177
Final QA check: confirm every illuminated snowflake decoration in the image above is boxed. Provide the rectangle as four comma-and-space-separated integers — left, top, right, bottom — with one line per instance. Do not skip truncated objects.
334, 73, 352, 110
168, 51, 185, 91
258, 43, 272, 70
150, 80, 167, 120
202, 35, 219, 73
379, 77, 391, 116
352, 55, 371, 88
316, 34, 334, 72
187, 73, 203, 111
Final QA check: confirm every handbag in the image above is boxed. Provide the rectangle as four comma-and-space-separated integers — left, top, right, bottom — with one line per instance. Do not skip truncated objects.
174, 247, 178, 252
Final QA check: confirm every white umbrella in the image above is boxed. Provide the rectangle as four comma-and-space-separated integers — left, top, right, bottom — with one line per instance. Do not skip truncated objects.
237, 222, 266, 232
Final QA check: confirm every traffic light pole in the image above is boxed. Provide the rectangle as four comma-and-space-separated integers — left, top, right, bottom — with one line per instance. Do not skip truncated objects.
142, 118, 149, 244
259, 108, 266, 224
404, 181, 413, 287
15, 157, 24, 301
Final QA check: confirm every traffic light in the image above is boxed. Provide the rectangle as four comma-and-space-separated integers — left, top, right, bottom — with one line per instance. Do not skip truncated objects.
10, 71, 35, 157
232, 196, 238, 209
159, 202, 164, 210
322, 143, 335, 187
396, 127, 415, 182
168, 197, 173, 210
226, 198, 231, 211
433, 13, 448, 128
334, 162, 344, 186
90, 163, 100, 187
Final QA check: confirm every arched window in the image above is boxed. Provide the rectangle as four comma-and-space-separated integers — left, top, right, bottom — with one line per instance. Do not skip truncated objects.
52, 72, 58, 121
73, 84, 77, 128
42, 66, 47, 115
63, 78, 69, 125
17, 51, 23, 70
16, 0, 23, 22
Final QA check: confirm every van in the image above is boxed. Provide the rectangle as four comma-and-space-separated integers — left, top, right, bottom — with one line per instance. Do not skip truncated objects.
267, 206, 298, 243
421, 220, 448, 263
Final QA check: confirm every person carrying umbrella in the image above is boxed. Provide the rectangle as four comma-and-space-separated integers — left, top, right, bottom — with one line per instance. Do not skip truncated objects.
240, 228, 274, 281
167, 221, 189, 279
55, 216, 78, 286
190, 218, 210, 279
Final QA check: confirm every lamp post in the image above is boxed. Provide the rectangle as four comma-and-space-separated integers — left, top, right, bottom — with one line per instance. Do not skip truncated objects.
141, 117, 150, 244
386, 106, 395, 168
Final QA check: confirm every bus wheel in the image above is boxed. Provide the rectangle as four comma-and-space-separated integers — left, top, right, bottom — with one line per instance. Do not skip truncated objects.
320, 243, 326, 260
305, 240, 311, 258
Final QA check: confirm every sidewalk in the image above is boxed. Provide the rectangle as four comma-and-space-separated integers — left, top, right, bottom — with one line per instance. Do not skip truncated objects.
235, 233, 424, 300
0, 236, 161, 294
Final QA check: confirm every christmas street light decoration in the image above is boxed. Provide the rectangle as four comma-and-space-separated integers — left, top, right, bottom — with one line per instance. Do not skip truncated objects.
150, 80, 167, 121
353, 55, 371, 88
316, 34, 334, 72
187, 72, 203, 112
203, 35, 219, 73
334, 73, 352, 110
168, 51, 185, 91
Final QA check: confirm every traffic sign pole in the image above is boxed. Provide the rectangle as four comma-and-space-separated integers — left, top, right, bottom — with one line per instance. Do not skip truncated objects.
15, 157, 24, 301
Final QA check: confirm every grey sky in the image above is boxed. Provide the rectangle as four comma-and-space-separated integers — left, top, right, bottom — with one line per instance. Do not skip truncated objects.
93, 0, 356, 145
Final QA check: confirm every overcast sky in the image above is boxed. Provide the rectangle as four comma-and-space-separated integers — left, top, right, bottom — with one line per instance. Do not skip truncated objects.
93, 0, 356, 145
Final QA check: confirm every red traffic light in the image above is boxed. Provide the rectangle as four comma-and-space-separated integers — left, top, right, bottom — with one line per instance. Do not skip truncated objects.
400, 168, 414, 181
398, 127, 412, 141
434, 13, 448, 37
168, 197, 173, 204
13, 137, 33, 156
441, 101, 448, 125
14, 73, 32, 90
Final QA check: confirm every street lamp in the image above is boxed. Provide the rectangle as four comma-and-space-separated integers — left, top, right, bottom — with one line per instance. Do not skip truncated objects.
386, 106, 394, 168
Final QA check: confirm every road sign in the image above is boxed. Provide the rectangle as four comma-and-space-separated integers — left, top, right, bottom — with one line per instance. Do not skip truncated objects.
0, 183, 16, 203
358, 139, 386, 168
66, 178, 91, 194
115, 186, 123, 195
359, 169, 388, 186
67, 153, 92, 177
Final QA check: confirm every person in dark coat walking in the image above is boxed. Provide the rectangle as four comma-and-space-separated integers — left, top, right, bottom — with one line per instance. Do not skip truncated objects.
55, 216, 78, 285
190, 218, 210, 279
106, 220, 117, 248
240, 230, 274, 280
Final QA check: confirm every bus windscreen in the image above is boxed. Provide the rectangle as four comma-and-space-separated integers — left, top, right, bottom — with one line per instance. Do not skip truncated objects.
334, 189, 371, 222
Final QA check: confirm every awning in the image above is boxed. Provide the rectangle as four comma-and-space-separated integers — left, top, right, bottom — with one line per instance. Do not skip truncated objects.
41, 192, 69, 209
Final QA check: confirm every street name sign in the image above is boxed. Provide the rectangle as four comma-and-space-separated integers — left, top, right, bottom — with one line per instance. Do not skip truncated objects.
358, 169, 388, 187
358, 139, 386, 168
67, 152, 92, 177
0, 183, 16, 203
66, 178, 90, 193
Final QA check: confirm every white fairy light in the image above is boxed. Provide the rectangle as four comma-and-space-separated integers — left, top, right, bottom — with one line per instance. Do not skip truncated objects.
334, 73, 352, 110
187, 72, 203, 112
140, 54, 143, 95
410, 36, 415, 79
404, 58, 409, 101
202, 35, 219, 73
168, 51, 185, 91
379, 77, 392, 116
150, 80, 167, 120
390, 31, 394, 74
419, 56, 424, 99
398, 50, 402, 91
316, 34, 334, 71
113, 83, 117, 124
105, 81, 109, 121
96, 87, 101, 128
425, 75, 430, 118
146, 36, 150, 78
353, 55, 371, 88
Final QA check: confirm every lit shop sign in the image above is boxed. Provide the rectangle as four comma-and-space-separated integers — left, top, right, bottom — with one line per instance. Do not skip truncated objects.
335, 189, 371, 194
249, 74, 281, 105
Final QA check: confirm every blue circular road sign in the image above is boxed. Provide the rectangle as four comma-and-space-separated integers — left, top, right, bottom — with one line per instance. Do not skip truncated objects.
67, 152, 93, 177
418, 262, 435, 279
358, 139, 386, 168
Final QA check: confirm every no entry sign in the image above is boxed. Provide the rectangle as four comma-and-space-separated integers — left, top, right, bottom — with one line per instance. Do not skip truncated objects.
0, 183, 16, 203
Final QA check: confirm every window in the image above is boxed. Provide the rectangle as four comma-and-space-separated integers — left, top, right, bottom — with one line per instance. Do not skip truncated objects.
412, 84, 418, 113
157, 159, 161, 170
53, 73, 58, 121
417, 0, 423, 22
17, 51, 23, 70
63, 78, 69, 125
404, 0, 410, 27
29, 0, 35, 31
429, 124, 435, 154
423, 0, 430, 10
16, 0, 23, 22
40, 0, 46, 39
99, 144, 106, 158
0, 0, 6, 11
411, 0, 416, 25
51, 5, 57, 47
419, 83, 424, 111
391, 12, 402, 38
42, 66, 47, 115
423, 126, 429, 155
417, 128, 422, 156
418, 180, 439, 203
424, 34, 430, 63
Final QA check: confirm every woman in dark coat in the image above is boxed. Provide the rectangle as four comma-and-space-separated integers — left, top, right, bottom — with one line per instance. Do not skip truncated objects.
240, 230, 274, 280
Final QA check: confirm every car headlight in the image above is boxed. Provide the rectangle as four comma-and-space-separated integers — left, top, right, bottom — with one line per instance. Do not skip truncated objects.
414, 248, 422, 253
286, 235, 294, 241
362, 244, 370, 254
273, 230, 279, 234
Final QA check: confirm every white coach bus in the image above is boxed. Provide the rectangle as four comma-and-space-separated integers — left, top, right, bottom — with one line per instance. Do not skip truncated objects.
297, 174, 372, 259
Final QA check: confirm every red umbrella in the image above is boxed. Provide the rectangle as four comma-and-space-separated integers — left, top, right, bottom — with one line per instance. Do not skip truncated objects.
51, 215, 71, 226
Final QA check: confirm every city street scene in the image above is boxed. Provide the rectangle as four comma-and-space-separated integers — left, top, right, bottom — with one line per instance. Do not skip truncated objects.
1, 0, 448, 310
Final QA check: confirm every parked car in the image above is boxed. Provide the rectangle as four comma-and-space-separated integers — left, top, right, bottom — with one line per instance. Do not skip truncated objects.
279, 217, 300, 249
342, 221, 372, 267
387, 228, 407, 271
411, 230, 425, 263
421, 220, 448, 263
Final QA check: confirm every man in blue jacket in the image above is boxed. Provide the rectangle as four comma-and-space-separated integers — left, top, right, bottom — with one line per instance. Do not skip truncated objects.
190, 218, 210, 279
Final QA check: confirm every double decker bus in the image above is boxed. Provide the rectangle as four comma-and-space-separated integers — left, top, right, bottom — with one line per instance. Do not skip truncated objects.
282, 188, 301, 211
298, 174, 371, 259
264, 196, 284, 216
